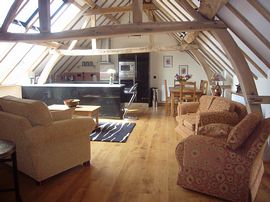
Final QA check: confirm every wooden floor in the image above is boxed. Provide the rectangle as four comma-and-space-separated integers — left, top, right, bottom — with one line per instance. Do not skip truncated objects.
0, 104, 270, 202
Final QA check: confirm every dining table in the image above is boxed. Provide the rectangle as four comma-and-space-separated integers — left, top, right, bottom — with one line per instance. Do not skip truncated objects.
169, 86, 201, 116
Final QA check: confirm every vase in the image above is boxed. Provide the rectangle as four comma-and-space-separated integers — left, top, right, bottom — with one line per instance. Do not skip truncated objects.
212, 83, 222, 96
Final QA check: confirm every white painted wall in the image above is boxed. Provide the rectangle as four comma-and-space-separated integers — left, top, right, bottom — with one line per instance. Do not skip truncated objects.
150, 51, 207, 102
0, 85, 22, 98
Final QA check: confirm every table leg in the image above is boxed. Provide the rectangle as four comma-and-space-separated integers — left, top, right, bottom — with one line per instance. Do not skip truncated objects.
95, 109, 99, 126
171, 92, 175, 117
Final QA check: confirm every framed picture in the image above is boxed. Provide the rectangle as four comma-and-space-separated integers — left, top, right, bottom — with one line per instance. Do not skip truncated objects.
179, 65, 189, 75
163, 56, 173, 68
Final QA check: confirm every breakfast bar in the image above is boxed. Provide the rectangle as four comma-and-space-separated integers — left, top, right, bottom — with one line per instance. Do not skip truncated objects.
22, 83, 125, 119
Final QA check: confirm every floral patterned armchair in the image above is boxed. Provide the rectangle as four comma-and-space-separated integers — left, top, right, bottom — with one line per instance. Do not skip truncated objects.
175, 112, 270, 202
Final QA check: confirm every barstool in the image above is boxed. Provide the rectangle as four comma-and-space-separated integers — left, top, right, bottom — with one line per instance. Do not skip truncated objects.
0, 139, 22, 202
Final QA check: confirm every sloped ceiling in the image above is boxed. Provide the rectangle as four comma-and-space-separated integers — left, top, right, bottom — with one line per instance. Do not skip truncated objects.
0, 0, 269, 111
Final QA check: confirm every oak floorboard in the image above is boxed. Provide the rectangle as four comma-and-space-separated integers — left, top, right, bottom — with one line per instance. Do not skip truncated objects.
0, 104, 269, 202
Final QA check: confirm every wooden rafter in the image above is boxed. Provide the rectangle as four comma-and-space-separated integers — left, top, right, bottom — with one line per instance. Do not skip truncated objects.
197, 36, 234, 73
84, 4, 157, 15
243, 52, 267, 78
247, 0, 270, 22
132, 0, 143, 23
0, 21, 226, 42
199, 0, 228, 19
226, 3, 270, 50
38, 0, 51, 33
226, 28, 270, 69
57, 44, 199, 56
83, 0, 120, 24
0, 0, 24, 33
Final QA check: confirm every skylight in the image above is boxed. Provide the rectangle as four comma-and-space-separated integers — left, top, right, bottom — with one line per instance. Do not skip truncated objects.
0, 0, 14, 27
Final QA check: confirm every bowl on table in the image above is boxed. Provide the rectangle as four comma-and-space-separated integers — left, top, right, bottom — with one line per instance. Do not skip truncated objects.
63, 99, 80, 108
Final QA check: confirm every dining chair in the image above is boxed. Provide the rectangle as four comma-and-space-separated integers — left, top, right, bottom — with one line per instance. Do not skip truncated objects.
197, 80, 208, 100
174, 80, 180, 87
164, 80, 171, 115
179, 81, 196, 103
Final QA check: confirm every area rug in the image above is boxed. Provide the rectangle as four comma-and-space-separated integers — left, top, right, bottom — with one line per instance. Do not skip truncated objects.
90, 122, 136, 142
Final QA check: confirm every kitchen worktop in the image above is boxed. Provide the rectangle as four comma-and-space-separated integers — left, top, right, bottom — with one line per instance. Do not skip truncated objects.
23, 83, 124, 88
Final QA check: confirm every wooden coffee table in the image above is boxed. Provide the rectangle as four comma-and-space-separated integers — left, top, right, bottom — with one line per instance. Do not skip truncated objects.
48, 104, 101, 126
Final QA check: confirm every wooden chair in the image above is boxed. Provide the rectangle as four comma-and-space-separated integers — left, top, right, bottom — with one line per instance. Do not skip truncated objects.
174, 80, 180, 87
164, 80, 171, 115
197, 80, 208, 100
179, 81, 196, 103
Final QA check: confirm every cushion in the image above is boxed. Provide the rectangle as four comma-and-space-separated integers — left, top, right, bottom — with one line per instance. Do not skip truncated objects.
0, 96, 52, 126
198, 96, 214, 112
226, 112, 262, 150
209, 97, 235, 112
183, 114, 197, 131
197, 123, 233, 137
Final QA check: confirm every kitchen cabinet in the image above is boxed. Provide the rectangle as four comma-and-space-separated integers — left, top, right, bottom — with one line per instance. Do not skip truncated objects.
118, 53, 149, 103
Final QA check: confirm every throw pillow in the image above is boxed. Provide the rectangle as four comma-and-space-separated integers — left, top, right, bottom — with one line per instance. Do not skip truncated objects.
226, 112, 262, 150
209, 97, 235, 112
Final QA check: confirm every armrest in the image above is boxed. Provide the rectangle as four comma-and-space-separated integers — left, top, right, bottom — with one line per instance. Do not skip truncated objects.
0, 111, 32, 141
24, 117, 95, 147
197, 123, 233, 137
50, 108, 74, 121
177, 102, 199, 116
196, 111, 239, 128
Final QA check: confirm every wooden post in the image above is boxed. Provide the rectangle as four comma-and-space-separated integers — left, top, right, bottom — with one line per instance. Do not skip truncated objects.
38, 0, 51, 33
213, 29, 262, 113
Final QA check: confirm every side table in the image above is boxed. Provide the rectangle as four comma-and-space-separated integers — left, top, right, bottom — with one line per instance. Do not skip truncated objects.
0, 139, 22, 202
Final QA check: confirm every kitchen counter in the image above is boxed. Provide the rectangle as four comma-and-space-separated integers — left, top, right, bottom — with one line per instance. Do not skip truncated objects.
24, 83, 124, 88
22, 83, 125, 118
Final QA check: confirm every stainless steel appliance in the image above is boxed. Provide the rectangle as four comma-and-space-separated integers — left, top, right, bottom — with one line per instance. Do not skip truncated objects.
119, 61, 136, 80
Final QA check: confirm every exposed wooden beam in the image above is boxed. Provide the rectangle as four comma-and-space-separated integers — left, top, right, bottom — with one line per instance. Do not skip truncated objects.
38, 53, 62, 84
83, 0, 120, 24
247, 0, 270, 22
190, 49, 213, 81
84, 4, 157, 15
0, 0, 24, 33
90, 15, 96, 50
226, 3, 270, 50
184, 32, 198, 43
199, 0, 228, 19
38, 0, 51, 33
226, 28, 270, 69
243, 51, 267, 78
213, 29, 261, 112
57, 44, 199, 56
132, 0, 143, 23
0, 21, 226, 42
85, 5, 131, 15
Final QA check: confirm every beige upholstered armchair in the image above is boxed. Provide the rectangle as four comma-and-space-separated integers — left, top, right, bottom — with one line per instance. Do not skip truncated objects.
0, 96, 96, 182
175, 112, 270, 202
175, 95, 247, 137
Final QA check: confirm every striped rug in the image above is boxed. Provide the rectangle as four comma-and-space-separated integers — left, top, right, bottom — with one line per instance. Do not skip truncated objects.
90, 122, 136, 143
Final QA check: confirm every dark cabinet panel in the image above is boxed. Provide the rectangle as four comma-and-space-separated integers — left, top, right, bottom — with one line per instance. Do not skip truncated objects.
118, 53, 149, 103
22, 85, 124, 118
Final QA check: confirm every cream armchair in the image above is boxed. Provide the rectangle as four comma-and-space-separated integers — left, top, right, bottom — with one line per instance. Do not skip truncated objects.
0, 96, 95, 182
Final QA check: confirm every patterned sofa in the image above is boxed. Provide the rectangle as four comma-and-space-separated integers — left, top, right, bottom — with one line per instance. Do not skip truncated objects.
175, 95, 247, 137
175, 112, 270, 202
0, 96, 96, 182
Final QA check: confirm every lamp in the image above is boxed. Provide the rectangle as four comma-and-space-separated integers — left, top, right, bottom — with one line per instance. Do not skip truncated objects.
211, 73, 225, 96
107, 68, 116, 84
